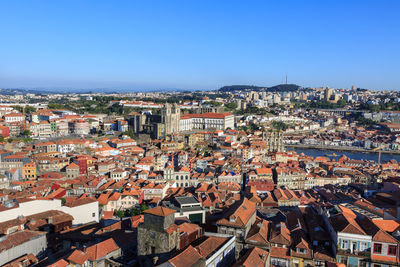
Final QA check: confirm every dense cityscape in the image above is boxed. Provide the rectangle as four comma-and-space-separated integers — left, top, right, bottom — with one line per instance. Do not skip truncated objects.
0, 85, 400, 266
2, 0, 400, 266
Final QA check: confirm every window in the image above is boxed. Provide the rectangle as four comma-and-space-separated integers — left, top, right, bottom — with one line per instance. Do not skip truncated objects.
92, 213, 95, 217
341, 240, 348, 249
373, 243, 382, 254
360, 242, 368, 251
297, 248, 307, 254
388, 245, 397, 256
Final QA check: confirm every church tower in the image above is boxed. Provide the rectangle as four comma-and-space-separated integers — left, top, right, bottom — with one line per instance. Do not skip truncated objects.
161, 103, 180, 136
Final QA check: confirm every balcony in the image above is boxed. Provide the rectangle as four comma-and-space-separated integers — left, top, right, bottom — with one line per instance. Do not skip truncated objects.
337, 249, 370, 258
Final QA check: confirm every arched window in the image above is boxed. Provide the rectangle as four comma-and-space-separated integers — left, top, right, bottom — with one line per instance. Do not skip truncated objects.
181, 175, 184, 180
185, 183, 188, 187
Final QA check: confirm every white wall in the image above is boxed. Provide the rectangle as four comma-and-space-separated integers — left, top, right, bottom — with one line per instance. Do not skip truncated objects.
224, 115, 235, 129
0, 199, 62, 223
59, 200, 99, 226
0, 199, 99, 226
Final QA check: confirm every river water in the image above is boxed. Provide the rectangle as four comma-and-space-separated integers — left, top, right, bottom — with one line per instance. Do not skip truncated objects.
286, 147, 400, 163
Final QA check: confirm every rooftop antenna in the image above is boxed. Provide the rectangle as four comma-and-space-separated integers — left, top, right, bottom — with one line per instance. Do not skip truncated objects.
286, 74, 288, 85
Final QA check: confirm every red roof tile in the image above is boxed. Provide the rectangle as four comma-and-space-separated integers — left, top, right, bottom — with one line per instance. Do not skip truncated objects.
144, 206, 175, 217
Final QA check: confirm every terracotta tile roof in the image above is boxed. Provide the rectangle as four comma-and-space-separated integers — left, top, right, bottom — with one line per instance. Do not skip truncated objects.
97, 192, 112, 205
64, 196, 97, 207
179, 166, 190, 172
246, 219, 270, 246
270, 222, 291, 246
4, 113, 24, 117
130, 215, 144, 228
195, 183, 211, 193
167, 245, 203, 267
66, 162, 79, 169
372, 228, 399, 244
236, 247, 269, 267
67, 249, 88, 265
178, 222, 202, 235
330, 212, 366, 236
182, 112, 233, 119
372, 219, 400, 233
84, 238, 120, 261
165, 224, 178, 234
270, 246, 290, 259
102, 211, 114, 220
107, 192, 121, 201
47, 259, 70, 267
195, 236, 227, 259
256, 167, 272, 175
217, 198, 256, 227
144, 206, 175, 217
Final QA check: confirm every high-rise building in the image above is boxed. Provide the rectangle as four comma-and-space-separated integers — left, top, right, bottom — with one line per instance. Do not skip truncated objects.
273, 94, 281, 104
261, 91, 267, 99
249, 91, 259, 101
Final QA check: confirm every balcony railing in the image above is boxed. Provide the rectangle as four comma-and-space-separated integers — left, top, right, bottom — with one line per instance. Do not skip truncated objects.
337, 248, 370, 257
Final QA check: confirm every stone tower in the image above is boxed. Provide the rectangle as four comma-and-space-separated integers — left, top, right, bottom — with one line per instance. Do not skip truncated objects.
161, 103, 180, 135
137, 206, 179, 265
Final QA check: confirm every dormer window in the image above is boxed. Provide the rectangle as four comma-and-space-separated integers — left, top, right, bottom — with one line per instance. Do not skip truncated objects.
297, 248, 307, 254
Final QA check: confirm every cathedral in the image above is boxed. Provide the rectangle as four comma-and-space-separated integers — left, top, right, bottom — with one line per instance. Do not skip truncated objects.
126, 103, 181, 140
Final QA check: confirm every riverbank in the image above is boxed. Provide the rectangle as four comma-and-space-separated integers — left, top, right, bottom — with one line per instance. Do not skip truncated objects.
286, 146, 400, 162
286, 144, 400, 155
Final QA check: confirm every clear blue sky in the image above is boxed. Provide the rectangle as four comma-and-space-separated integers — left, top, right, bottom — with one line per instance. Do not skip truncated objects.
0, 0, 399, 91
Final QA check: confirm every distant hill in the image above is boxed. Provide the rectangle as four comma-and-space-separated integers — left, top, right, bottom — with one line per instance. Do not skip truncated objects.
218, 85, 265, 92
0, 88, 53, 95
218, 84, 301, 92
